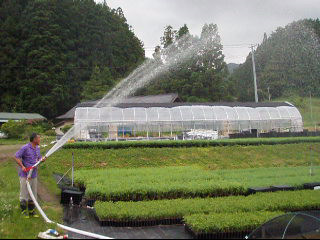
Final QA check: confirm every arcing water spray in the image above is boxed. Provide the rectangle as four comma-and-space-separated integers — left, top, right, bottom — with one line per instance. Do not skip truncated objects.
46, 33, 218, 157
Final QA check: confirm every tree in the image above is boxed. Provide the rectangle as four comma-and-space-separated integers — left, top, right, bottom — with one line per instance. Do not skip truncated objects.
198, 24, 225, 71
0, 0, 26, 112
81, 66, 115, 101
161, 25, 176, 48
177, 24, 189, 39
140, 23, 231, 103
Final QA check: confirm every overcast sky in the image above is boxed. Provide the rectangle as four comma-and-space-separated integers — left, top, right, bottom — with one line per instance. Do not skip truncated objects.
97, 0, 320, 63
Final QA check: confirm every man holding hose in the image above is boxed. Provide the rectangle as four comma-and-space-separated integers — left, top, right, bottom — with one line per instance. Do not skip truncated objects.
14, 133, 47, 218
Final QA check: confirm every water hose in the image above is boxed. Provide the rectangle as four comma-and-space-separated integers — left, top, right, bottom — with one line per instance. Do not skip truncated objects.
26, 160, 112, 239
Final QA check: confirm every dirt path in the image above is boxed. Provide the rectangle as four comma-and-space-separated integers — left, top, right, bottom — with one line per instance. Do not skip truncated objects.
37, 180, 60, 203
0, 144, 59, 204
0, 144, 22, 163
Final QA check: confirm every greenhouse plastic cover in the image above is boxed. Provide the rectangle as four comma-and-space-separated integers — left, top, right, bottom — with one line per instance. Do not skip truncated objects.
74, 105, 303, 132
248, 211, 320, 239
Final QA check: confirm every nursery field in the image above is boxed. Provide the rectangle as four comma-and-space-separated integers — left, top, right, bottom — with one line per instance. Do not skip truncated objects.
39, 141, 320, 237
75, 166, 320, 201
94, 190, 319, 221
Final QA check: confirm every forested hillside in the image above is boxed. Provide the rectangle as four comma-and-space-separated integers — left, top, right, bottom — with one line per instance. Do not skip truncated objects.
230, 19, 320, 102
0, 0, 145, 118
1, 2, 319, 120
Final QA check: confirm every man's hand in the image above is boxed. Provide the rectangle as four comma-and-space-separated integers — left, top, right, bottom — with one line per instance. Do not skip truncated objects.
41, 156, 47, 162
22, 166, 27, 172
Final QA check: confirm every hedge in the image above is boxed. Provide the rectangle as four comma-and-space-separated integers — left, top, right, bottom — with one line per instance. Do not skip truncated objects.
64, 136, 320, 149
76, 166, 320, 201
94, 190, 320, 221
184, 211, 283, 234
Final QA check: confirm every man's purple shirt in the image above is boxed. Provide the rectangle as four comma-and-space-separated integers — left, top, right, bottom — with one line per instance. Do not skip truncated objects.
15, 143, 42, 179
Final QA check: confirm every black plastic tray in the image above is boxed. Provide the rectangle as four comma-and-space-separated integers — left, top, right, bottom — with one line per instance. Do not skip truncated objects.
98, 216, 183, 227
248, 187, 274, 194
271, 185, 295, 192
303, 183, 320, 190
185, 224, 252, 239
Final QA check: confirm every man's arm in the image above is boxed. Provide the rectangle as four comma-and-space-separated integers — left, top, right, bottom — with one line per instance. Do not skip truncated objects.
15, 146, 27, 172
14, 157, 27, 172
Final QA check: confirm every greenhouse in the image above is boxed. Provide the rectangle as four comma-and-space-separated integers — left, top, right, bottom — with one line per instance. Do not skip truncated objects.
73, 102, 303, 141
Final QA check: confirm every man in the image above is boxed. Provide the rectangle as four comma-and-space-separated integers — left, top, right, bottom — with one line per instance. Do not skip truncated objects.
15, 133, 46, 218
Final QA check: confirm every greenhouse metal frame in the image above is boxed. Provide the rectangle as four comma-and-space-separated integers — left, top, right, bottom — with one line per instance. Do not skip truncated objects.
74, 104, 303, 140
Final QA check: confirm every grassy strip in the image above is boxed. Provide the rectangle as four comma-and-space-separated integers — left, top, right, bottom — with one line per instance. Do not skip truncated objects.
94, 190, 320, 221
45, 143, 320, 174
0, 136, 55, 146
0, 161, 63, 239
75, 166, 320, 201
184, 211, 283, 234
0, 139, 28, 145
64, 137, 320, 149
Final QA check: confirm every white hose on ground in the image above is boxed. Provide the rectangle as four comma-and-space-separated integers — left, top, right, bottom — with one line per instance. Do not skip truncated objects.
27, 166, 112, 239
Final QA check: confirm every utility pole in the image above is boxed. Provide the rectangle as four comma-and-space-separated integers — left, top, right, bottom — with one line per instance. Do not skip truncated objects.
251, 45, 259, 103
310, 92, 313, 122
72, 152, 74, 187
267, 87, 271, 101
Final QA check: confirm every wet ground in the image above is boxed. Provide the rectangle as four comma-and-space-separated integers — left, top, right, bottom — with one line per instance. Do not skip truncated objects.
63, 206, 192, 239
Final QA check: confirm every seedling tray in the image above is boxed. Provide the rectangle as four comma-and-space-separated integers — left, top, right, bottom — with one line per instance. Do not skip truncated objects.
271, 185, 295, 192
248, 187, 274, 194
303, 182, 320, 190
185, 224, 252, 239
97, 216, 183, 227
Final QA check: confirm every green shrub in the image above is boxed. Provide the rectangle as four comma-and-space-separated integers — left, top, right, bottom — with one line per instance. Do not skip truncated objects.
64, 137, 320, 150
184, 211, 283, 233
35, 121, 53, 132
61, 125, 73, 134
76, 166, 320, 201
0, 120, 27, 139
0, 120, 54, 139
44, 129, 56, 136
94, 190, 320, 221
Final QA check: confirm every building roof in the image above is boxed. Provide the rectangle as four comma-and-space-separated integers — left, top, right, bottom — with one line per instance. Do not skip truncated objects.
114, 102, 294, 109
57, 92, 295, 120
0, 112, 46, 122
57, 94, 181, 119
